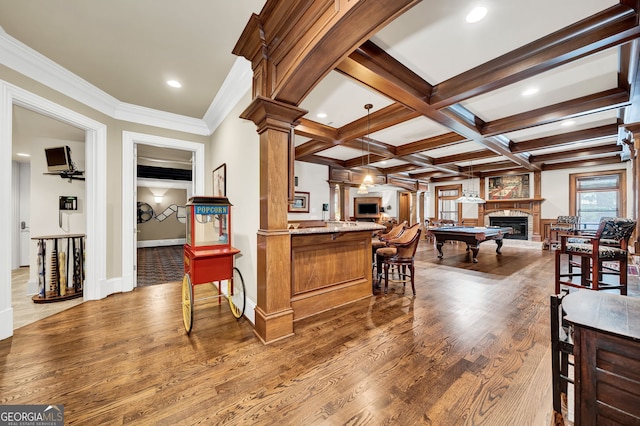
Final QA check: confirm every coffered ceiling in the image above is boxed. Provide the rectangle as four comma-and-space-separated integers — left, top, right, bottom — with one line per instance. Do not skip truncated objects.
2, 0, 639, 187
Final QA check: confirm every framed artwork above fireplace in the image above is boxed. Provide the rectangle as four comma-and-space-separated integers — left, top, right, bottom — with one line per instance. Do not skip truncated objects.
488, 174, 530, 200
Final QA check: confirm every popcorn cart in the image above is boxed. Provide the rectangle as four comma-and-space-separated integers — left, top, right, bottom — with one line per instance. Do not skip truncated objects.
182, 196, 245, 334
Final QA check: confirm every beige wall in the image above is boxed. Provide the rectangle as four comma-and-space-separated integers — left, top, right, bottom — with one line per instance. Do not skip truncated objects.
1, 64, 209, 279
136, 187, 187, 242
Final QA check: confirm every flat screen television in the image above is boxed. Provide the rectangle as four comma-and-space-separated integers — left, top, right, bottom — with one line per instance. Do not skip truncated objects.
357, 203, 379, 216
45, 146, 73, 172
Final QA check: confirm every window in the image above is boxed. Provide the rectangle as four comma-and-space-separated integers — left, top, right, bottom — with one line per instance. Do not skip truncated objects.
570, 170, 626, 231
435, 185, 462, 223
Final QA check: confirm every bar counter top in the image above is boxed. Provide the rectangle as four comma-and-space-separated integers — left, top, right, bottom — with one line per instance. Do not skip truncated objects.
288, 221, 385, 235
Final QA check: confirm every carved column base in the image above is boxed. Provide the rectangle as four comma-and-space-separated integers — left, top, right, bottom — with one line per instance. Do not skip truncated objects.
253, 306, 294, 344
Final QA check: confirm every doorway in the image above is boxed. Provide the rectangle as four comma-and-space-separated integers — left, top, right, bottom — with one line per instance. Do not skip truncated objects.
121, 131, 205, 292
1, 81, 108, 339
398, 192, 411, 225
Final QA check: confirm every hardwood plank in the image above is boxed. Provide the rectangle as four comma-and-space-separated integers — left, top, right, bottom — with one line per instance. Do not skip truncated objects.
2, 241, 639, 424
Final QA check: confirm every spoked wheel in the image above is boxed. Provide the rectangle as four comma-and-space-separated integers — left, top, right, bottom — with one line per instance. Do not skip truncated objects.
228, 267, 246, 319
182, 273, 194, 334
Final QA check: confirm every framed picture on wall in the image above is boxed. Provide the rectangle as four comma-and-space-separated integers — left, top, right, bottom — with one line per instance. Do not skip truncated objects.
488, 173, 530, 200
213, 163, 226, 197
289, 191, 310, 213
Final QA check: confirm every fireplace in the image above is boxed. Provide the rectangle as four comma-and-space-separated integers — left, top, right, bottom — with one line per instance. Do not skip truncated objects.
490, 216, 528, 240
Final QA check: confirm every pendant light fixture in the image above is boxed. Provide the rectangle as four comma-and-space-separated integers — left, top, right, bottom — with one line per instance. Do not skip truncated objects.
456, 160, 486, 204
361, 103, 374, 188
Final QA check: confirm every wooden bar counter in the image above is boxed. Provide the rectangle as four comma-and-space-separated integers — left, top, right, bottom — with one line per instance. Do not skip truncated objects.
289, 221, 384, 321
562, 290, 640, 425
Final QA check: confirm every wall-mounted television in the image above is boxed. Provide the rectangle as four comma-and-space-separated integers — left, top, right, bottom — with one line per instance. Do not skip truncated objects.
45, 146, 73, 172
357, 202, 379, 215
354, 196, 381, 219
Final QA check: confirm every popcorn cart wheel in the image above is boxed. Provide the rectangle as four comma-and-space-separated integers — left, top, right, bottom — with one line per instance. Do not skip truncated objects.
181, 196, 246, 334
181, 266, 245, 334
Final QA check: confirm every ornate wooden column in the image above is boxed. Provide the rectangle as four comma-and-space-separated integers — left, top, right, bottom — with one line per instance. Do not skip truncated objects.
532, 171, 542, 242
241, 98, 306, 343
418, 191, 425, 227
233, 0, 420, 343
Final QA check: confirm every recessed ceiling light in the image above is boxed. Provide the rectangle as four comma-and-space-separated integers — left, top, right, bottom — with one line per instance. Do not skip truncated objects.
317, 113, 327, 118
466, 6, 487, 23
522, 87, 539, 96
167, 80, 182, 88
561, 120, 576, 126
16, 152, 30, 157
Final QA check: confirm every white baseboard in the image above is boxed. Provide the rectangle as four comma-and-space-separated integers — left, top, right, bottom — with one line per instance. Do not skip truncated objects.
0, 306, 14, 340
137, 238, 185, 248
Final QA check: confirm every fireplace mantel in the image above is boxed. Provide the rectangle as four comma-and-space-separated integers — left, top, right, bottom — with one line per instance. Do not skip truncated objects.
483, 198, 544, 212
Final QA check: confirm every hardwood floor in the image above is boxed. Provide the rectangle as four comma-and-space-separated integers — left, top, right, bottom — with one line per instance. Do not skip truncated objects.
2, 240, 638, 425
11, 267, 84, 330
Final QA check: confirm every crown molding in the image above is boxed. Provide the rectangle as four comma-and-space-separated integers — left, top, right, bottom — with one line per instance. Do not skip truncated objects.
0, 25, 219, 136
114, 102, 210, 135
202, 56, 253, 133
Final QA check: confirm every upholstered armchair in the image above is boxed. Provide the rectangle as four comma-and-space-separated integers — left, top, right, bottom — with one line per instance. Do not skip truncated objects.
549, 215, 580, 249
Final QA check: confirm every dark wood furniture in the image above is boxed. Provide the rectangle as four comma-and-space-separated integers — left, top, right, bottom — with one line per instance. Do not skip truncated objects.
381, 225, 422, 295
427, 226, 512, 263
562, 291, 640, 425
555, 217, 636, 295
550, 292, 574, 423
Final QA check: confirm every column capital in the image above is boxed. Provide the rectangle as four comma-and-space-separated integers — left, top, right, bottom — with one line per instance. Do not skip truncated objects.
240, 96, 307, 134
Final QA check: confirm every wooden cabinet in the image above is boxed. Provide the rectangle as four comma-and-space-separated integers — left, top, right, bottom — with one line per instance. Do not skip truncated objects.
563, 291, 640, 425
289, 224, 383, 321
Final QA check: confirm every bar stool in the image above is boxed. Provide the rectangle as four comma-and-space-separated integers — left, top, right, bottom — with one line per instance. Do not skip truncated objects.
372, 221, 407, 285
555, 217, 636, 295
376, 223, 421, 294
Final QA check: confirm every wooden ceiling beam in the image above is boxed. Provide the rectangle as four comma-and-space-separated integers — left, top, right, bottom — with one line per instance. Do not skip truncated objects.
381, 164, 423, 174
482, 88, 630, 136
337, 102, 420, 142
339, 43, 537, 170
295, 139, 336, 158
511, 123, 619, 153
342, 138, 396, 158
395, 132, 467, 156
541, 156, 625, 170
430, 3, 640, 108
344, 153, 388, 169
295, 118, 338, 141
530, 144, 622, 163
432, 149, 498, 165
300, 154, 347, 168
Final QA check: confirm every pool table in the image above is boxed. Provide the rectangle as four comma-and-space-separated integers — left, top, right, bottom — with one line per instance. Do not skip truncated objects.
428, 226, 512, 263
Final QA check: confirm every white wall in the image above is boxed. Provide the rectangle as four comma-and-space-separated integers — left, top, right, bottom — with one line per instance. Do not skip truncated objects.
209, 90, 259, 324
540, 163, 631, 218
290, 161, 330, 220
348, 186, 399, 220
